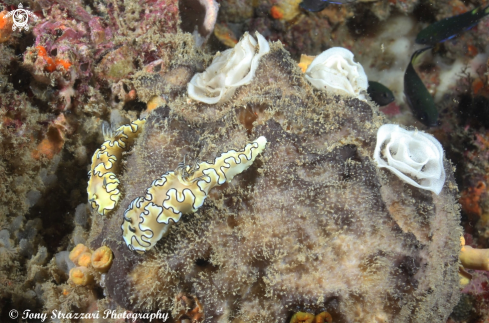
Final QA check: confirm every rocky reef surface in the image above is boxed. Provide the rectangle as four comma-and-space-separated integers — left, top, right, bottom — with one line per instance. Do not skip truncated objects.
3, 0, 489, 322
85, 41, 462, 322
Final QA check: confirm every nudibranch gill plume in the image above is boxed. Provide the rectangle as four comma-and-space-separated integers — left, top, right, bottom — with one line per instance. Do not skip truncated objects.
121, 136, 267, 253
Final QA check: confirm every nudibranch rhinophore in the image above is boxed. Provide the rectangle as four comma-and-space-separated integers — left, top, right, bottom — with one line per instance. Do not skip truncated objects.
87, 119, 146, 215
121, 136, 267, 253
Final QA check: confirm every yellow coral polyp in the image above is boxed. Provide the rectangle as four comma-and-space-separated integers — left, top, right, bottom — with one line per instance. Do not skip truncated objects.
69, 266, 93, 286
69, 243, 90, 264
146, 95, 166, 113
87, 119, 146, 215
315, 312, 333, 323
175, 293, 204, 322
77, 252, 92, 267
459, 267, 472, 286
122, 136, 267, 253
0, 11, 13, 43
290, 312, 332, 323
298, 54, 316, 73
91, 245, 113, 272
290, 312, 315, 323
460, 236, 489, 271
270, 0, 302, 22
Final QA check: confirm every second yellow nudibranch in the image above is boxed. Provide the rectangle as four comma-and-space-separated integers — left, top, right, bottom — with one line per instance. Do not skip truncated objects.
87, 119, 146, 216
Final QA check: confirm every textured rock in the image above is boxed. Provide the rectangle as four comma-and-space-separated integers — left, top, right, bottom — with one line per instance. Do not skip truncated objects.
89, 41, 461, 323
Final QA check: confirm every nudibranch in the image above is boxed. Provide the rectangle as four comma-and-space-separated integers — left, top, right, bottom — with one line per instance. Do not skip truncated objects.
87, 119, 146, 215
121, 136, 268, 253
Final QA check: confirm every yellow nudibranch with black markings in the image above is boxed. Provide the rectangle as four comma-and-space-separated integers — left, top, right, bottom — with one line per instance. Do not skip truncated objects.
121, 136, 267, 253
87, 119, 146, 215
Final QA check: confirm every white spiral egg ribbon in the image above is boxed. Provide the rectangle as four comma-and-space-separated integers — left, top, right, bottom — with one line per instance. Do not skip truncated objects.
188, 31, 270, 104
373, 124, 446, 195
305, 47, 368, 100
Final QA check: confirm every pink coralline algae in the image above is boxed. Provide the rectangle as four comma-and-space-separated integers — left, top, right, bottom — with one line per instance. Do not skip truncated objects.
21, 0, 180, 111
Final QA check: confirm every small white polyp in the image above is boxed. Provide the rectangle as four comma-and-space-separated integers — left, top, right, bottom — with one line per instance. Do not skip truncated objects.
373, 124, 446, 195
187, 31, 270, 104
305, 47, 368, 100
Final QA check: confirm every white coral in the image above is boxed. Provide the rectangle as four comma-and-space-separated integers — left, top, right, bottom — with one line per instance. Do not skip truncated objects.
305, 47, 368, 100
187, 31, 270, 104
373, 124, 446, 195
